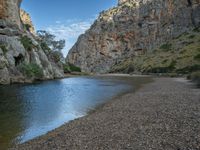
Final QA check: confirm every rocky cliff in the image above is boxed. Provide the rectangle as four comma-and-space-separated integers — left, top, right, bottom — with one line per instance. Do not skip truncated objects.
67, 0, 200, 73
0, 0, 22, 29
20, 9, 35, 34
0, 0, 64, 84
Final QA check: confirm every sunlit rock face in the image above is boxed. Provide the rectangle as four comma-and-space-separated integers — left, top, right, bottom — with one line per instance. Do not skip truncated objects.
0, 0, 22, 29
67, 0, 200, 73
20, 9, 35, 34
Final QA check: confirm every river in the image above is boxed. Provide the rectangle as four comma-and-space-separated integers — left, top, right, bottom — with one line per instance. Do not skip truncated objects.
0, 76, 150, 149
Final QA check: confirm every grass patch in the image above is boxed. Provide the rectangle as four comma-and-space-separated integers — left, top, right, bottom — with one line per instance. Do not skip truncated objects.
20, 36, 34, 51
18, 63, 43, 79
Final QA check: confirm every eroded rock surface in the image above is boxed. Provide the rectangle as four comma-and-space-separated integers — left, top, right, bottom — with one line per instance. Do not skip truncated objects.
20, 9, 35, 34
67, 0, 200, 73
0, 0, 64, 84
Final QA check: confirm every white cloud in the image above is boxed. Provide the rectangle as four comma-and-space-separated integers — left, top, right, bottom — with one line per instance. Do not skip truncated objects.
46, 18, 95, 57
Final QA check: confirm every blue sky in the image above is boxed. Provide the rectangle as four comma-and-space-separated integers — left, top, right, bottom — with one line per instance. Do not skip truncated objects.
21, 0, 117, 56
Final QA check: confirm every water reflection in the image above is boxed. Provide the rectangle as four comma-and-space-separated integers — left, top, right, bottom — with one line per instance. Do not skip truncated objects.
0, 85, 24, 150
0, 76, 150, 149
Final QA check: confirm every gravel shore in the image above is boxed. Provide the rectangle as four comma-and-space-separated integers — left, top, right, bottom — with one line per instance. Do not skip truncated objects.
13, 78, 200, 150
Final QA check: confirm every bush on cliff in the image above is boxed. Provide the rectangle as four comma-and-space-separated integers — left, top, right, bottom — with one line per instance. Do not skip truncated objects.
18, 63, 43, 79
49, 51, 64, 63
20, 36, 34, 51
24, 24, 32, 32
0, 44, 8, 53
40, 42, 51, 53
37, 30, 65, 52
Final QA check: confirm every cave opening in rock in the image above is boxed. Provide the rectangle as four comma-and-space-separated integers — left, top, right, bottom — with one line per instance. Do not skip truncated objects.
187, 0, 192, 6
14, 54, 24, 66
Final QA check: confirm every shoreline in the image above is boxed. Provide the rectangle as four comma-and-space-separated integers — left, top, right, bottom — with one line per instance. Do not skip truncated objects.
12, 77, 200, 150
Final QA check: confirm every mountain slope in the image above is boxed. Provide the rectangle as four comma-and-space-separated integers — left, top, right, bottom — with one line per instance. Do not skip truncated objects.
110, 28, 200, 74
67, 0, 200, 73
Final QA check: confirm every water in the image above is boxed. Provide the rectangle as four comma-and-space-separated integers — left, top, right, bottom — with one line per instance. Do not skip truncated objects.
0, 76, 150, 149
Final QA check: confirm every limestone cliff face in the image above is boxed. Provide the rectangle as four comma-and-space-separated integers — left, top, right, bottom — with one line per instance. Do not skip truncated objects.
0, 0, 22, 29
0, 0, 64, 84
20, 9, 35, 34
67, 0, 200, 73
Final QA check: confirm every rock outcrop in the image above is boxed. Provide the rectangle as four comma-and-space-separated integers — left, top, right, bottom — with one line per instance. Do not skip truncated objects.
20, 9, 35, 34
0, 0, 22, 29
0, 0, 64, 84
67, 0, 200, 73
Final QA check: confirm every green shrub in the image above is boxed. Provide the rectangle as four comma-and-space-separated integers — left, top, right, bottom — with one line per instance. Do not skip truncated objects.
40, 42, 51, 52
63, 64, 71, 73
160, 43, 172, 51
20, 36, 34, 51
176, 64, 200, 74
188, 35, 195, 39
24, 24, 31, 31
194, 54, 200, 61
162, 59, 168, 64
18, 63, 43, 79
145, 60, 176, 73
0, 44, 8, 53
193, 27, 200, 32
50, 51, 63, 63
187, 71, 200, 87
63, 63, 81, 73
69, 63, 81, 72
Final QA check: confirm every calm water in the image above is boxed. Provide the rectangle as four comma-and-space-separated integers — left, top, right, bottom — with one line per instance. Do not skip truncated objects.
0, 76, 150, 149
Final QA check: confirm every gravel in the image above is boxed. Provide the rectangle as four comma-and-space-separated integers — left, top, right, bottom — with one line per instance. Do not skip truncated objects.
12, 78, 200, 150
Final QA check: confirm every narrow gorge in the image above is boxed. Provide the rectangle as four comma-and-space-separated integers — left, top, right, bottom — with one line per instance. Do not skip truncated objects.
67, 0, 200, 73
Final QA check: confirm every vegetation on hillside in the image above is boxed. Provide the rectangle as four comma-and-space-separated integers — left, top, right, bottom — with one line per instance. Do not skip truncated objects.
0, 44, 8, 53
63, 63, 81, 73
18, 63, 43, 79
37, 30, 65, 63
110, 28, 200, 77
20, 36, 35, 51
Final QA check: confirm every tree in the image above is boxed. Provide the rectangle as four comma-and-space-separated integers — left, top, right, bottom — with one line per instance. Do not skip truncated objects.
37, 30, 65, 63
37, 30, 65, 52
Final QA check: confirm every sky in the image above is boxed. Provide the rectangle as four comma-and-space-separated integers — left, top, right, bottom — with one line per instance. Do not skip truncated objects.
21, 0, 117, 56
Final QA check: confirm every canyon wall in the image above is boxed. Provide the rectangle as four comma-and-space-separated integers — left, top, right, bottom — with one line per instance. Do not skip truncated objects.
0, 0, 64, 84
67, 0, 200, 73
0, 0, 22, 29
